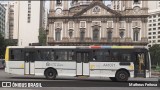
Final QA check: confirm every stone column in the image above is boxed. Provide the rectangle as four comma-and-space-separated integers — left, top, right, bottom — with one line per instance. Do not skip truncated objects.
125, 18, 132, 42
63, 21, 66, 38
50, 1, 54, 10
113, 19, 117, 38
49, 1, 55, 16
128, 19, 132, 37
87, 20, 92, 41
101, 21, 107, 42
141, 20, 145, 38
142, 0, 148, 8
63, 1, 68, 10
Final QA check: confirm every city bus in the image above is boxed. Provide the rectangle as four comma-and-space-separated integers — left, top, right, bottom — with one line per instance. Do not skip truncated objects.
5, 46, 151, 81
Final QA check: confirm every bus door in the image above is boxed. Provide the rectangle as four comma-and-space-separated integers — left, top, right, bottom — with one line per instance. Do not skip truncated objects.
24, 51, 35, 75
134, 52, 146, 77
76, 52, 90, 76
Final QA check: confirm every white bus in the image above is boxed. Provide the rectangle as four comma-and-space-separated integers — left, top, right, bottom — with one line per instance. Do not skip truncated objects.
5, 46, 151, 81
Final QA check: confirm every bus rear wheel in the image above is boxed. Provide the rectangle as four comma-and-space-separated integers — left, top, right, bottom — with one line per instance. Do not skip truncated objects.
109, 77, 117, 82
115, 70, 129, 82
45, 69, 57, 80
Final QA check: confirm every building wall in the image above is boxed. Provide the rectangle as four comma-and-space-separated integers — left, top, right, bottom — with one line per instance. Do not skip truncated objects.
1, 1, 19, 40
0, 4, 5, 37
148, 1, 160, 10
147, 10, 160, 47
47, 1, 148, 46
18, 1, 43, 46
1, 2, 9, 39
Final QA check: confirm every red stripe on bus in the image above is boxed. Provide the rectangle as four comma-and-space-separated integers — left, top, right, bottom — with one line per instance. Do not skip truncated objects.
90, 46, 101, 49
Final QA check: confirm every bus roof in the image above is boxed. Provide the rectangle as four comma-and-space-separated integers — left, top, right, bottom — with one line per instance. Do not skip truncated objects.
7, 46, 148, 49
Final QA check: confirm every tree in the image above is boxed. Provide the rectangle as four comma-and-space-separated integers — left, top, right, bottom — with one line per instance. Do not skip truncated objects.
0, 31, 17, 59
149, 44, 160, 66
38, 27, 47, 46
0, 31, 5, 58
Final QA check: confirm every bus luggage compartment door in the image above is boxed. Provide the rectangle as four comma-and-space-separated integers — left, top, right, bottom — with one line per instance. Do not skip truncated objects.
76, 52, 89, 76
24, 51, 35, 75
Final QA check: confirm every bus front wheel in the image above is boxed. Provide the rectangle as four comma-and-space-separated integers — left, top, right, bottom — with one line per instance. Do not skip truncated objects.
45, 68, 57, 80
115, 70, 129, 82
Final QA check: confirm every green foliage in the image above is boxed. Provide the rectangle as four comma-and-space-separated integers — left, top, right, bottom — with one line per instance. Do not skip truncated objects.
149, 44, 160, 66
38, 27, 47, 46
0, 31, 5, 58
0, 31, 17, 58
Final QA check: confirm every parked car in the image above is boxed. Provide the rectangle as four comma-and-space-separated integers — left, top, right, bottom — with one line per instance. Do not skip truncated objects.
0, 59, 5, 69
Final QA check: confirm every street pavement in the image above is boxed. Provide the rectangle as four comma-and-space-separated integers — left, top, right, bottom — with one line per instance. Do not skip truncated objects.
0, 69, 159, 90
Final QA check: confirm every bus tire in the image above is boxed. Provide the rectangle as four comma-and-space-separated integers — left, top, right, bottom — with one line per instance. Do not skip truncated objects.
115, 70, 129, 82
109, 77, 117, 82
44, 68, 57, 80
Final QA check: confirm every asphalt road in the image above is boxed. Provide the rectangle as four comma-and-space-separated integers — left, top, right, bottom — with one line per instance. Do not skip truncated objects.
0, 69, 159, 90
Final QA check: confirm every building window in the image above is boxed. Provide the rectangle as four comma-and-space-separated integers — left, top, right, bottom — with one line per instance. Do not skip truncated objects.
134, 0, 140, 4
133, 28, 140, 41
153, 19, 156, 22
69, 29, 73, 38
56, 0, 62, 5
153, 32, 156, 34
148, 32, 151, 35
55, 30, 61, 41
153, 15, 156, 18
28, 0, 31, 23
92, 6, 100, 14
119, 30, 124, 38
107, 30, 112, 42
153, 24, 156, 26
153, 36, 156, 39
93, 29, 99, 41
153, 28, 156, 30
80, 30, 85, 42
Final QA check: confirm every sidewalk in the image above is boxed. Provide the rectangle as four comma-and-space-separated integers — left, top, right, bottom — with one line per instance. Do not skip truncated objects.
151, 70, 160, 78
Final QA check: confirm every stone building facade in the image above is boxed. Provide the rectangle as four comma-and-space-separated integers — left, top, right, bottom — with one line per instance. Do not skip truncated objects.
47, 0, 148, 46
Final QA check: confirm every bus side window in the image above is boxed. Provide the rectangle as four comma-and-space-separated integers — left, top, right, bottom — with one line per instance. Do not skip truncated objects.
10, 50, 14, 60
121, 53, 131, 62
50, 50, 55, 61
68, 51, 74, 61
103, 50, 111, 62
10, 49, 22, 61
55, 51, 68, 61
111, 51, 120, 62
92, 50, 103, 62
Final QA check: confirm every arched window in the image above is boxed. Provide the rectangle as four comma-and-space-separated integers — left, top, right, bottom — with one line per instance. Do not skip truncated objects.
119, 31, 124, 38
93, 29, 99, 41
107, 31, 112, 42
133, 30, 139, 41
80, 30, 85, 42
55, 30, 61, 41
69, 29, 73, 38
